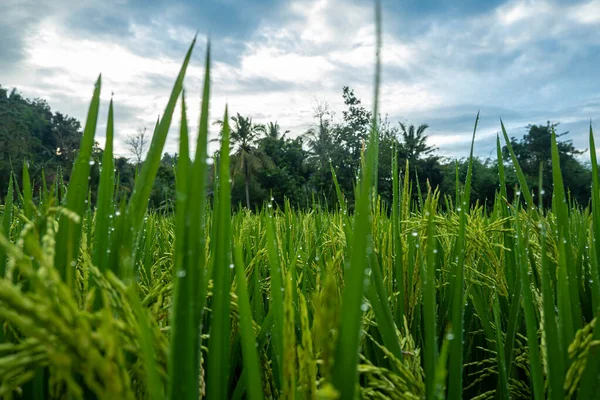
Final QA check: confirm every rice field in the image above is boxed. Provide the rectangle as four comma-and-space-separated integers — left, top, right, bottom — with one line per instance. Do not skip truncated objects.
1, 15, 600, 400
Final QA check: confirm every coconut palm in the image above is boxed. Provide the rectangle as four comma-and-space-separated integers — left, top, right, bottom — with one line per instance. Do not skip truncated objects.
214, 113, 273, 208
398, 123, 436, 166
258, 121, 289, 140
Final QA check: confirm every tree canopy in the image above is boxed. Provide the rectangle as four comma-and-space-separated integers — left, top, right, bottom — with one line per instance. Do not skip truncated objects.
0, 84, 593, 210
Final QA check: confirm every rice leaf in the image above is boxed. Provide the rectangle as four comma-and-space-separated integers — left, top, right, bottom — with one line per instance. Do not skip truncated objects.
54, 75, 101, 287
206, 105, 232, 399
332, 2, 382, 398
447, 112, 478, 400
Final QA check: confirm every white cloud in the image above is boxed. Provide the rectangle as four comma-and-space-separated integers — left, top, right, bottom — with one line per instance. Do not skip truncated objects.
2, 0, 599, 160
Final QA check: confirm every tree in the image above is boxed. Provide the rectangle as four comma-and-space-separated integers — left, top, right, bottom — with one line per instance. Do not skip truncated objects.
125, 127, 148, 165
398, 123, 436, 166
215, 113, 273, 209
304, 102, 334, 167
258, 121, 289, 140
258, 136, 309, 207
304, 101, 338, 200
502, 121, 590, 206
0, 86, 83, 195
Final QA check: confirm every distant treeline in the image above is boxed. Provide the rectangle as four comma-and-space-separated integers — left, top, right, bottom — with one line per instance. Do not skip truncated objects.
0, 84, 592, 210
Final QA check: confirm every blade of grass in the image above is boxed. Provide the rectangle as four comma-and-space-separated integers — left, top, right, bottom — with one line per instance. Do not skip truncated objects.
0, 175, 13, 278
448, 111, 478, 400
168, 91, 196, 400
127, 284, 163, 400
206, 105, 232, 399
576, 122, 600, 398
391, 141, 405, 328
265, 206, 284, 391
233, 241, 264, 400
22, 161, 32, 220
366, 251, 403, 360
539, 154, 565, 400
54, 76, 101, 287
423, 198, 438, 399
92, 98, 115, 275
587, 122, 600, 312
551, 128, 580, 346
118, 38, 196, 281
500, 120, 535, 212
188, 43, 212, 387
332, 2, 381, 397
496, 133, 522, 375
514, 211, 544, 399
492, 289, 509, 400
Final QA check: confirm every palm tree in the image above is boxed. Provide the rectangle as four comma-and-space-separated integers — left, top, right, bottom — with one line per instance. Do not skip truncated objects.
304, 119, 333, 168
258, 121, 289, 140
214, 113, 273, 208
303, 102, 334, 168
398, 123, 436, 166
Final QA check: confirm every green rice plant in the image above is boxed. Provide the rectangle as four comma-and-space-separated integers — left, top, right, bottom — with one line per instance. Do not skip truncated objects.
91, 99, 115, 277
168, 91, 194, 400
0, 174, 13, 278
447, 112, 478, 400
577, 123, 600, 398
206, 105, 233, 399
331, 2, 384, 398
54, 76, 101, 288
2, 3, 600, 399
422, 190, 438, 399
232, 240, 264, 400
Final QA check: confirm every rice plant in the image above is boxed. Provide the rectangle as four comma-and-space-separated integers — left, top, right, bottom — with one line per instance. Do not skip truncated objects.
0, 3, 599, 399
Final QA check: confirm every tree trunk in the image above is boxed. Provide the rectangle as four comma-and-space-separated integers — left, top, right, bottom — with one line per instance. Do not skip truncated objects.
245, 177, 250, 209
244, 160, 251, 209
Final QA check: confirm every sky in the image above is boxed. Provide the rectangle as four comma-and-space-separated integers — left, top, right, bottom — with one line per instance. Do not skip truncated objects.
1, 0, 599, 160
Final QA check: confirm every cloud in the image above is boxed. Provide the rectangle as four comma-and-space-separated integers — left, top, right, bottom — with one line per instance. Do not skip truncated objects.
1, 0, 599, 161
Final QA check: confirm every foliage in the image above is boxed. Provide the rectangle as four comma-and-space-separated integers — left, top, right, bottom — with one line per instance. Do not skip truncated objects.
0, 35, 599, 400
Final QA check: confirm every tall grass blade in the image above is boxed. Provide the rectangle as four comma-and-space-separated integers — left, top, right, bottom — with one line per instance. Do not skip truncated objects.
551, 128, 580, 346
423, 198, 438, 399
500, 120, 534, 210
391, 142, 404, 327
92, 99, 115, 274
492, 289, 509, 400
168, 92, 196, 400
577, 122, 600, 398
0, 175, 13, 278
54, 76, 101, 287
332, 2, 381, 398
233, 242, 264, 400
118, 38, 196, 280
206, 106, 232, 399
22, 161, 32, 220
128, 285, 163, 400
265, 207, 284, 391
448, 111, 478, 400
